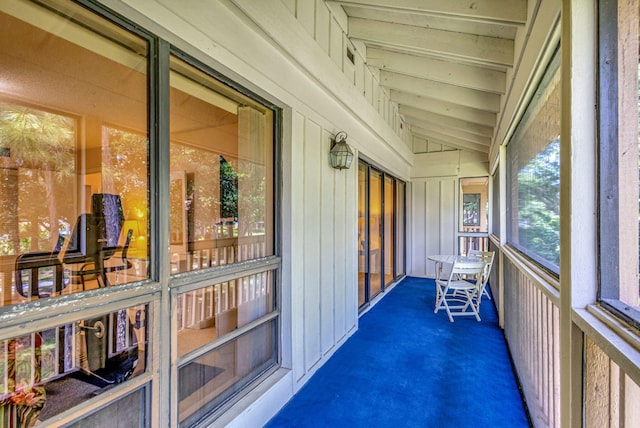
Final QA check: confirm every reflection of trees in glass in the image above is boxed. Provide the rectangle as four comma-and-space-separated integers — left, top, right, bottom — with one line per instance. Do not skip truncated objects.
104, 127, 147, 211
170, 176, 185, 244
517, 137, 560, 266
238, 161, 266, 236
463, 194, 480, 226
170, 144, 219, 240
220, 156, 237, 219
0, 102, 76, 254
104, 127, 148, 256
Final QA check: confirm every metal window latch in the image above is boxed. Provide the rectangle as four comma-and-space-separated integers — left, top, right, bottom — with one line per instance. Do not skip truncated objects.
79, 320, 105, 338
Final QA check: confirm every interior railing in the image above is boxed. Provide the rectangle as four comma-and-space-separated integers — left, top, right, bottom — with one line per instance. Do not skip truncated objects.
458, 233, 489, 256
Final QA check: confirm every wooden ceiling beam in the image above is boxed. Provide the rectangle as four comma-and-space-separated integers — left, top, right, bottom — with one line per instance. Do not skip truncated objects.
391, 90, 496, 126
381, 71, 501, 113
405, 117, 492, 146
412, 126, 489, 154
349, 18, 514, 67
329, 0, 527, 25
399, 105, 494, 137
368, 48, 506, 94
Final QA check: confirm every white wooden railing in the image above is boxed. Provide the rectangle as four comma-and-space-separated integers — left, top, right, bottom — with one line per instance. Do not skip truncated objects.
458, 233, 489, 256
177, 270, 270, 332
502, 246, 561, 428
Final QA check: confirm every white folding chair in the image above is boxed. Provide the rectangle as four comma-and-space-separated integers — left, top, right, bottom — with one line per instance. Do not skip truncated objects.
468, 250, 495, 300
434, 260, 485, 322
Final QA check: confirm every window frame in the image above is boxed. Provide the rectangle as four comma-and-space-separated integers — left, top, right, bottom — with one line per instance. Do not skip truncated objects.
166, 46, 282, 425
505, 48, 562, 277
0, 0, 283, 426
596, 0, 640, 327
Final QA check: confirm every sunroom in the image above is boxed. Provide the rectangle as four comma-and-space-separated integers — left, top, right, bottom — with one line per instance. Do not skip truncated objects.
0, 0, 638, 427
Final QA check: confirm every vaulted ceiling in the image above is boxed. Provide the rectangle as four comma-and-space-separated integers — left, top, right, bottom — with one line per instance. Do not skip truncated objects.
328, 0, 527, 155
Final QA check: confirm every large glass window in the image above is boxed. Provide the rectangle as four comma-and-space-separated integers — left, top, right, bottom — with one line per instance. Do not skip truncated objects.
598, 0, 640, 321
0, 304, 149, 424
0, 1, 150, 307
506, 50, 561, 273
169, 55, 278, 425
169, 57, 274, 273
177, 274, 276, 426
0, 0, 280, 426
0, 0, 152, 423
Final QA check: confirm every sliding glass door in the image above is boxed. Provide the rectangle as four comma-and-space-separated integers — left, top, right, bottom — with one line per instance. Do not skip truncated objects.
358, 163, 367, 307
358, 160, 405, 311
369, 169, 383, 297
384, 175, 395, 287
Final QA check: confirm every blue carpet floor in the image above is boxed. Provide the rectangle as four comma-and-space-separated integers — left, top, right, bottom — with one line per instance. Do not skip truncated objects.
266, 276, 530, 428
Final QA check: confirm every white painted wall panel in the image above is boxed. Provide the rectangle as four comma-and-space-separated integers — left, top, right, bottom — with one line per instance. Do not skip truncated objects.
372, 84, 379, 115
291, 111, 306, 379
440, 179, 457, 254
330, 16, 343, 68
411, 181, 427, 276
296, 0, 315, 39
344, 157, 359, 331
411, 177, 457, 277
364, 68, 373, 104
320, 130, 335, 355
281, 0, 295, 14
425, 180, 441, 276
354, 53, 365, 94
327, 167, 348, 342
315, 0, 330, 55
333, 166, 347, 342
303, 119, 322, 371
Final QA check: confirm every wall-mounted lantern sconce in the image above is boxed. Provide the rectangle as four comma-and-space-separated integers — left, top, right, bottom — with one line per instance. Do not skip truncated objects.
329, 131, 354, 170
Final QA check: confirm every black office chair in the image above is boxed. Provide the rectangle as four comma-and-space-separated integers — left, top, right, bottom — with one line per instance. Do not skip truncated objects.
14, 251, 65, 298
15, 194, 134, 296
69, 194, 133, 289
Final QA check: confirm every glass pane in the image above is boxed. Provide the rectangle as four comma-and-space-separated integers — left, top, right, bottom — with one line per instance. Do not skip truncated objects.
169, 57, 274, 274
492, 170, 500, 236
178, 320, 277, 427
66, 387, 146, 428
460, 177, 489, 233
507, 52, 561, 271
0, 1, 150, 307
384, 176, 394, 285
396, 181, 405, 276
177, 270, 275, 357
358, 162, 367, 307
369, 170, 382, 297
0, 304, 148, 423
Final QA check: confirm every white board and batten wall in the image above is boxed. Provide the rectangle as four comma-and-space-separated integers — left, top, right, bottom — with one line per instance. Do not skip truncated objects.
409, 151, 489, 278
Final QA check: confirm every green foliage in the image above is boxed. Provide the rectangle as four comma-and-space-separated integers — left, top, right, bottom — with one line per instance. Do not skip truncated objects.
0, 102, 76, 254
0, 103, 75, 177
517, 138, 560, 267
220, 157, 238, 219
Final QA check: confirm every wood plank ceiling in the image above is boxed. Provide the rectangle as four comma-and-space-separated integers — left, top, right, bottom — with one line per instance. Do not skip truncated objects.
327, 0, 527, 155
